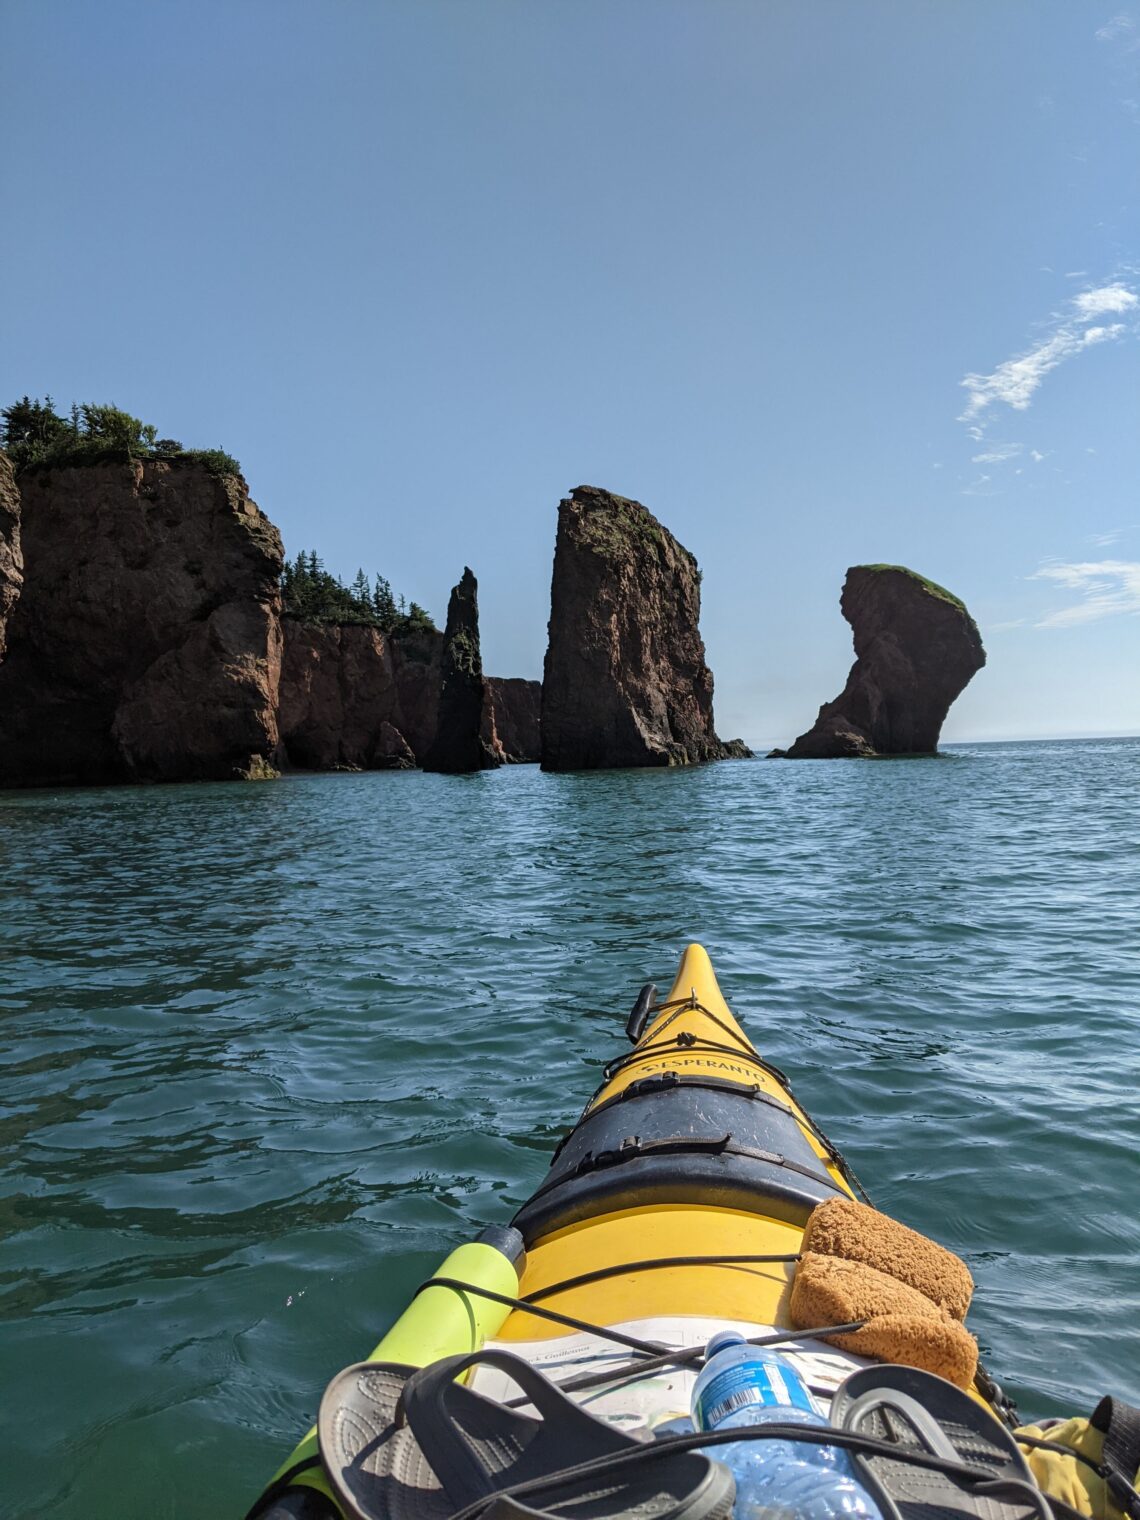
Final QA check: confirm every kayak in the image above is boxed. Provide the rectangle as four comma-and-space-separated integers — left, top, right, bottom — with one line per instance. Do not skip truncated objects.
244, 943, 1013, 1519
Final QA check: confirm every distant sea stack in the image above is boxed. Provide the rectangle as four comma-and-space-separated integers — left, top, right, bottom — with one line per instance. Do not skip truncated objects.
422, 567, 500, 774
0, 452, 22, 663
779, 565, 985, 758
0, 458, 283, 786
540, 486, 749, 771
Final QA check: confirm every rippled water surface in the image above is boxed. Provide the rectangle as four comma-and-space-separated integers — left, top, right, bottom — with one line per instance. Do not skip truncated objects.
3, 741, 1139, 1518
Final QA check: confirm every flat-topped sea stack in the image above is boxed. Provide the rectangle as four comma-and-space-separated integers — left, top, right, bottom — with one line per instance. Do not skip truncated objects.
541, 486, 749, 771
422, 567, 500, 774
0, 452, 22, 663
780, 564, 985, 758
0, 458, 283, 786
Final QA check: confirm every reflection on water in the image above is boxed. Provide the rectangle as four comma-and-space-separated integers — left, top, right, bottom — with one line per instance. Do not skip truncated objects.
2, 740, 1139, 1516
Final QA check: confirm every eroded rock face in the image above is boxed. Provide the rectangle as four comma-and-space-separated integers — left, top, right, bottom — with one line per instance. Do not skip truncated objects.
0, 451, 22, 664
279, 621, 400, 770
423, 567, 500, 773
782, 565, 985, 758
541, 486, 748, 770
482, 677, 541, 763
278, 620, 448, 770
389, 625, 444, 760
0, 459, 283, 786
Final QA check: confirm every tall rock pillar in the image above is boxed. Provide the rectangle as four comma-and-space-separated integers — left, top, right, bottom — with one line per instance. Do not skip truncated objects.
422, 567, 500, 774
540, 485, 748, 771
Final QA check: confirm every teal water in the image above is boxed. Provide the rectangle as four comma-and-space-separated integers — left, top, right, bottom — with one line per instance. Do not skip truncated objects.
2, 741, 1139, 1518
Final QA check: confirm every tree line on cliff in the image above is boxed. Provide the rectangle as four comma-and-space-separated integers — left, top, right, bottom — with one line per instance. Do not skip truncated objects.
1, 395, 240, 477
280, 552, 435, 635
2, 395, 436, 639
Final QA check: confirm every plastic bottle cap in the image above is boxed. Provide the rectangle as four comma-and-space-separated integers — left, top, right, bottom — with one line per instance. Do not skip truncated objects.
705, 1330, 746, 1358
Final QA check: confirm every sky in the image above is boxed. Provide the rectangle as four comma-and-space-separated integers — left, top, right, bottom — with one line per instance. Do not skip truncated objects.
2, 0, 1137, 749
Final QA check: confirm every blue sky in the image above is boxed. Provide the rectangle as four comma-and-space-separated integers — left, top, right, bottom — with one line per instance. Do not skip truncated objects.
2, 0, 1137, 747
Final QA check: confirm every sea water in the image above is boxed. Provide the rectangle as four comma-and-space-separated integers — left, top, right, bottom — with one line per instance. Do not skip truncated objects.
2, 739, 1138, 1518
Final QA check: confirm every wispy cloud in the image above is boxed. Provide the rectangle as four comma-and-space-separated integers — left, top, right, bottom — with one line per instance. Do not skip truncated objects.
1096, 12, 1139, 47
1032, 559, 1140, 626
971, 443, 1022, 464
959, 294, 1132, 424
1088, 525, 1134, 546
1073, 282, 1139, 317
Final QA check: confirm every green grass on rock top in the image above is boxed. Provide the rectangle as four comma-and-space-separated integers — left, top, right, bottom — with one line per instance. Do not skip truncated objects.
856, 563, 968, 614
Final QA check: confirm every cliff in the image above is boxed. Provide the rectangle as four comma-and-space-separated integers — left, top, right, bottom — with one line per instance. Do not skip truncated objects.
279, 620, 450, 770
540, 485, 749, 770
781, 565, 986, 758
0, 451, 22, 663
0, 458, 283, 786
482, 677, 541, 763
422, 567, 500, 773
389, 624, 444, 760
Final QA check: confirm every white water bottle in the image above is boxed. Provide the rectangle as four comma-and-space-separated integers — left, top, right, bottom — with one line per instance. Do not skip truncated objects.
691, 1332, 883, 1520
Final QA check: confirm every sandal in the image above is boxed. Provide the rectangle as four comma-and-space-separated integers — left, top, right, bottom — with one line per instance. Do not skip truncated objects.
830, 1364, 1051, 1520
318, 1348, 735, 1520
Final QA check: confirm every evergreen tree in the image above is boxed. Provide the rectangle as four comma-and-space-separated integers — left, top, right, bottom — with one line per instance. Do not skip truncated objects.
350, 568, 372, 613
1, 394, 240, 475
279, 551, 435, 633
373, 575, 397, 629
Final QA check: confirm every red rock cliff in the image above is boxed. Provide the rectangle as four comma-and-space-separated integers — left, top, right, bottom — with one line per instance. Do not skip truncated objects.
782, 565, 986, 758
0, 451, 22, 664
540, 486, 748, 770
482, 677, 541, 763
278, 619, 451, 770
0, 458, 283, 785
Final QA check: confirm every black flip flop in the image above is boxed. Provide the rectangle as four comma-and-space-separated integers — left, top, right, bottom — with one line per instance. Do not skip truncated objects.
830, 1364, 1052, 1520
318, 1348, 735, 1520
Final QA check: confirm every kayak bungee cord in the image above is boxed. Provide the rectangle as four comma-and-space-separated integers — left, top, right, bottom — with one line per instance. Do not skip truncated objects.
522, 1252, 802, 1303
412, 1276, 671, 1354
444, 1422, 1062, 1520
596, 992, 873, 1204
500, 1320, 870, 1408
415, 1272, 866, 1406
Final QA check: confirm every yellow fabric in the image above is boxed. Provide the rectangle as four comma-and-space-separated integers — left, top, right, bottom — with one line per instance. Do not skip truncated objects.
1016, 1418, 1137, 1520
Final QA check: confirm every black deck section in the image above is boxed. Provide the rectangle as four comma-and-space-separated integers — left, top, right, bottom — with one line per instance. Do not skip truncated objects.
511, 1073, 848, 1244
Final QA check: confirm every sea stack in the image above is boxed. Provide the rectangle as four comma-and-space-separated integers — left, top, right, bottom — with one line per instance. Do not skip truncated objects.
0, 451, 22, 664
0, 458, 284, 786
540, 485, 749, 770
422, 567, 500, 774
780, 564, 985, 758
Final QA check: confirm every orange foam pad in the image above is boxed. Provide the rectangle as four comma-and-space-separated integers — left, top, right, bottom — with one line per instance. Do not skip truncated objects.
790, 1252, 978, 1389
802, 1197, 974, 1320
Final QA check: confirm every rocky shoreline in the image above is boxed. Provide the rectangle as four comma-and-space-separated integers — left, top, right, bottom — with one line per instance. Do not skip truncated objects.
0, 450, 752, 785
0, 419, 987, 785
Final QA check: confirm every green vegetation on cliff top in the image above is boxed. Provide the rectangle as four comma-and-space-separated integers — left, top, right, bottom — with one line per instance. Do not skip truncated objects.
574, 486, 698, 569
1, 396, 240, 477
282, 551, 436, 636
856, 563, 968, 613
